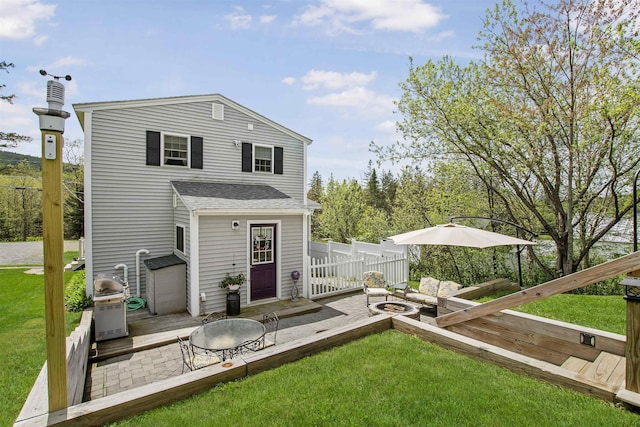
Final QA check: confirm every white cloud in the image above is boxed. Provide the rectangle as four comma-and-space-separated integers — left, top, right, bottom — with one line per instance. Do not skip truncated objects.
260, 15, 276, 24
307, 86, 394, 116
50, 56, 88, 68
302, 70, 377, 90
0, 0, 56, 40
374, 120, 396, 133
282, 76, 296, 85
17, 81, 42, 98
430, 30, 455, 42
295, 0, 446, 34
225, 7, 252, 30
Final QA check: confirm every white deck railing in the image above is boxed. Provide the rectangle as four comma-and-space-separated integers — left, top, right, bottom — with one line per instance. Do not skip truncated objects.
308, 253, 408, 299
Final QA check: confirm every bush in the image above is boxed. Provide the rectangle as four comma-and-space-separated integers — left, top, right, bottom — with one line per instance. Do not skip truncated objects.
65, 270, 92, 312
569, 276, 625, 296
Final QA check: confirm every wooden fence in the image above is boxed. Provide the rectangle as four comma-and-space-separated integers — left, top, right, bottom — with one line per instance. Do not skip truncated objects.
309, 253, 408, 299
17, 309, 93, 422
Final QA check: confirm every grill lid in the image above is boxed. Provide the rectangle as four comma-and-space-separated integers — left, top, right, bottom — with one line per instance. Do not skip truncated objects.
93, 273, 126, 297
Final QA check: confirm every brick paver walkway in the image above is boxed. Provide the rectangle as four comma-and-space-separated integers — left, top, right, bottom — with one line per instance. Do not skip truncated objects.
84, 292, 420, 400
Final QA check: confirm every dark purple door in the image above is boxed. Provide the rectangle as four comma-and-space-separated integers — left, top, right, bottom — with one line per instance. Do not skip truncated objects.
250, 224, 276, 300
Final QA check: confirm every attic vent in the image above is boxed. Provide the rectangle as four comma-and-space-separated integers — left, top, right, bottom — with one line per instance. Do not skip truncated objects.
212, 103, 224, 121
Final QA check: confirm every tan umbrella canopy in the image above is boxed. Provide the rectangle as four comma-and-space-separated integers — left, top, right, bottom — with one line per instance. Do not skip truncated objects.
388, 223, 536, 249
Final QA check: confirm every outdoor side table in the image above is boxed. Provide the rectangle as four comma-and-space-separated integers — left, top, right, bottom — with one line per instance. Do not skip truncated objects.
189, 318, 266, 361
389, 282, 409, 300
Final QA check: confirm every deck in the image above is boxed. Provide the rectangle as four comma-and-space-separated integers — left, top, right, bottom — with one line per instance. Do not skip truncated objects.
16, 289, 640, 426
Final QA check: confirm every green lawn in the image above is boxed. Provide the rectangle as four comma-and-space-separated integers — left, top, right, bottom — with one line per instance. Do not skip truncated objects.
476, 293, 626, 335
2, 274, 635, 425
114, 331, 638, 427
0, 267, 82, 426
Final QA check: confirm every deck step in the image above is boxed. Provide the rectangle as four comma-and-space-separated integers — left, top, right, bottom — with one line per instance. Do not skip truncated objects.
561, 356, 590, 373
580, 352, 625, 386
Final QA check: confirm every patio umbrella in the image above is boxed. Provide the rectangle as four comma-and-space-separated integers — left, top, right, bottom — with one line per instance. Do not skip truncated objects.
388, 223, 535, 249
389, 223, 536, 287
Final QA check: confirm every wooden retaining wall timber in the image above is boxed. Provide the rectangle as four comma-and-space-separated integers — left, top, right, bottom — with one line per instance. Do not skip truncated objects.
14, 316, 392, 426
17, 309, 93, 423
391, 316, 622, 402
438, 297, 626, 365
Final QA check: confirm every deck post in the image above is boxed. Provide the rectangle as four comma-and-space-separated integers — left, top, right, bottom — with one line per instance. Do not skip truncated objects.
33, 71, 72, 411
624, 269, 640, 393
626, 299, 640, 393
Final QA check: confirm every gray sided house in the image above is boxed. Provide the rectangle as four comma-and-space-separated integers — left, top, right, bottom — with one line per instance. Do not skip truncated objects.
74, 94, 316, 316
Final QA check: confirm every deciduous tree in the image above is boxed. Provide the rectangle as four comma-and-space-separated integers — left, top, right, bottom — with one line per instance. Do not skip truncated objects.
375, 0, 640, 276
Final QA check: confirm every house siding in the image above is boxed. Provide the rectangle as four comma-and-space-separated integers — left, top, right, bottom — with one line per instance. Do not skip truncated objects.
85, 97, 306, 297
173, 197, 191, 311
198, 214, 304, 314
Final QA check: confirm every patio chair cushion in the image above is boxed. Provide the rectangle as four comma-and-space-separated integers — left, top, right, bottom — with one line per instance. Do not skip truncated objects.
419, 277, 441, 296
363, 271, 386, 288
437, 280, 462, 297
366, 287, 392, 297
405, 292, 438, 305
405, 277, 461, 306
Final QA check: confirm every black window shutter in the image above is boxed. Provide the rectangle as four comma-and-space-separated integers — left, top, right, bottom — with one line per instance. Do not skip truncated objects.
242, 142, 252, 172
146, 131, 161, 166
191, 136, 203, 169
274, 147, 283, 175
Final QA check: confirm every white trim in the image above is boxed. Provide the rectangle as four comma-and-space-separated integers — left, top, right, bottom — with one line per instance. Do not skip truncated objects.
83, 112, 93, 297
303, 141, 308, 205
302, 212, 309, 299
194, 209, 310, 216
252, 143, 274, 174
73, 93, 312, 145
189, 214, 200, 317
175, 223, 186, 255
247, 219, 281, 304
161, 132, 190, 168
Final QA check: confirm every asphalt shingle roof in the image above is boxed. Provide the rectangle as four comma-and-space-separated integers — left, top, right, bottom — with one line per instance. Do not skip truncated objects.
171, 181, 312, 211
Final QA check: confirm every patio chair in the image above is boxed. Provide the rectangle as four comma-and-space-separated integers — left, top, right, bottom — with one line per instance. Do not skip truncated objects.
202, 311, 227, 325
262, 311, 279, 347
243, 312, 279, 353
177, 336, 220, 373
363, 271, 391, 306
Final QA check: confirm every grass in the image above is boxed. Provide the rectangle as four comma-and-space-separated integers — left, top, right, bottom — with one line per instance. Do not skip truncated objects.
114, 330, 639, 427
475, 292, 626, 335
0, 266, 83, 426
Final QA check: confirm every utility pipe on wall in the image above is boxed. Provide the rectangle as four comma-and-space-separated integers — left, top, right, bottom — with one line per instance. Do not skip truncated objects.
135, 249, 149, 298
114, 263, 128, 282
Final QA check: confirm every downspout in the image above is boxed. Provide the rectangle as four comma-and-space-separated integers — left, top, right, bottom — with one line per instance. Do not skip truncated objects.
114, 263, 128, 283
114, 263, 128, 297
135, 249, 149, 298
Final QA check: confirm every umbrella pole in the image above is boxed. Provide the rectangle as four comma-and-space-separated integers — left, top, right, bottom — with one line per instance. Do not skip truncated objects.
516, 245, 523, 288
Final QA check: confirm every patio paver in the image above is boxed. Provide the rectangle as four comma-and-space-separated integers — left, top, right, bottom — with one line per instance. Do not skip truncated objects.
84, 292, 427, 400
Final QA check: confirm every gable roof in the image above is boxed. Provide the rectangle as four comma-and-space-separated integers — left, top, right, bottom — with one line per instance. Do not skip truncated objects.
73, 93, 312, 145
171, 180, 317, 212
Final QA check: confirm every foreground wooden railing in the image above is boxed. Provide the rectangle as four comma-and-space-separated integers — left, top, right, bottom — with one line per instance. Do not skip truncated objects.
436, 251, 640, 328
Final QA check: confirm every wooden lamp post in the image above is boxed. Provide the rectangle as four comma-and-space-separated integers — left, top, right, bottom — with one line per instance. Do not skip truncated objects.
32, 70, 71, 411
620, 168, 640, 394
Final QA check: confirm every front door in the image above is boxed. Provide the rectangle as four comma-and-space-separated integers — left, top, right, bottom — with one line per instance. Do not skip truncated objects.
250, 224, 276, 300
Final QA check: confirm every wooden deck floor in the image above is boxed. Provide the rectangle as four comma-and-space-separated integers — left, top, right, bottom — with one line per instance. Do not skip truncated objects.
92, 297, 322, 361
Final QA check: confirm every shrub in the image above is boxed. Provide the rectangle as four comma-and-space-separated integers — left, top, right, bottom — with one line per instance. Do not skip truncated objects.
65, 270, 92, 312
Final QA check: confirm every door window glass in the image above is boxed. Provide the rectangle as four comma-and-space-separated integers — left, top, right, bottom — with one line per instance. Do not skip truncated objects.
252, 226, 273, 264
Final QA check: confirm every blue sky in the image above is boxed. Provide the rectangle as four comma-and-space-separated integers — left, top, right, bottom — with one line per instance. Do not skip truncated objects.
1, 0, 496, 183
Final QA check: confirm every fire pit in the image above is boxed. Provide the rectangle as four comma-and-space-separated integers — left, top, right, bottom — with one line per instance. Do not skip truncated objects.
369, 301, 420, 320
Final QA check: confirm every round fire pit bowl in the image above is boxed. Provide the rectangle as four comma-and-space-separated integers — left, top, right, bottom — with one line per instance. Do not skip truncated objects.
369, 301, 420, 320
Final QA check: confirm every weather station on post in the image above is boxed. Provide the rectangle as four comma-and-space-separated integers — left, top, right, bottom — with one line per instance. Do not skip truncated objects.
32, 69, 72, 411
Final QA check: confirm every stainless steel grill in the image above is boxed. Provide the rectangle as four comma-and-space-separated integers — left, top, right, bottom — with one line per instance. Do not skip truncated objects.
93, 274, 129, 341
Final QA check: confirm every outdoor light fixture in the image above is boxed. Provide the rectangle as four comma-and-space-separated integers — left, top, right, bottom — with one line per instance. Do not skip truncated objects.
620, 276, 640, 301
